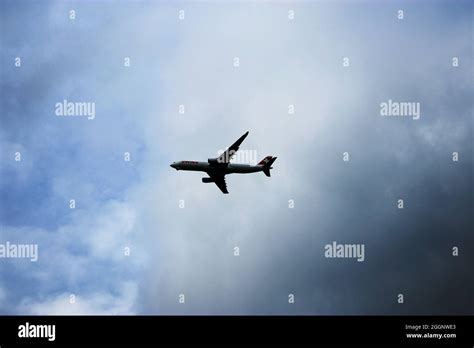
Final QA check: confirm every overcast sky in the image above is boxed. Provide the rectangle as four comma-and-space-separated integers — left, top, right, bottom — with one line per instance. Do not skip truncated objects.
0, 0, 472, 315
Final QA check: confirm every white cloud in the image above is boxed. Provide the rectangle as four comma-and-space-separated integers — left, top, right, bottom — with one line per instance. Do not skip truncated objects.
18, 282, 137, 315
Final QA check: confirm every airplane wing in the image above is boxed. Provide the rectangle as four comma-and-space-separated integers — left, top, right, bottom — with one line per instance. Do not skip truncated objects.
216, 131, 249, 164
208, 173, 229, 194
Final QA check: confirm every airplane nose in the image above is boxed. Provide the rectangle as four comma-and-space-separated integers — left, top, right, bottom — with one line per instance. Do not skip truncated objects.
170, 163, 178, 170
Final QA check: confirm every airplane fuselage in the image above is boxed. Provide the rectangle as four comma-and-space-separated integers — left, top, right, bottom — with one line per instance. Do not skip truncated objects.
170, 161, 263, 175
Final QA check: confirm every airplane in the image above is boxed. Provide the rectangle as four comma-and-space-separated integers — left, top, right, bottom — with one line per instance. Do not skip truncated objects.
170, 131, 277, 194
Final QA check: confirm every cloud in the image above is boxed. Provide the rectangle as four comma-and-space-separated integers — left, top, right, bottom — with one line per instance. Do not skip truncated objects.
0, 0, 472, 315
18, 282, 137, 315
130, 1, 473, 314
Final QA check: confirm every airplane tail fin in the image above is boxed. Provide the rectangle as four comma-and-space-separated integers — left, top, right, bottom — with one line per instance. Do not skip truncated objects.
258, 156, 277, 177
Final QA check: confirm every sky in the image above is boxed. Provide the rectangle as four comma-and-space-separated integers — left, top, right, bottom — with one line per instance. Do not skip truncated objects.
0, 0, 472, 315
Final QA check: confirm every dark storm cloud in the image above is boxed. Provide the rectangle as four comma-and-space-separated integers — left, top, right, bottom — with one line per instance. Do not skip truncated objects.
136, 1, 472, 315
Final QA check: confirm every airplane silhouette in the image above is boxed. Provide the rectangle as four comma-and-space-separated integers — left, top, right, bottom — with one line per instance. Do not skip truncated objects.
170, 131, 277, 194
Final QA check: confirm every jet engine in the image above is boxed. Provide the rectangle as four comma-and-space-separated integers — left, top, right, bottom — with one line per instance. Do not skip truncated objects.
202, 177, 215, 183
